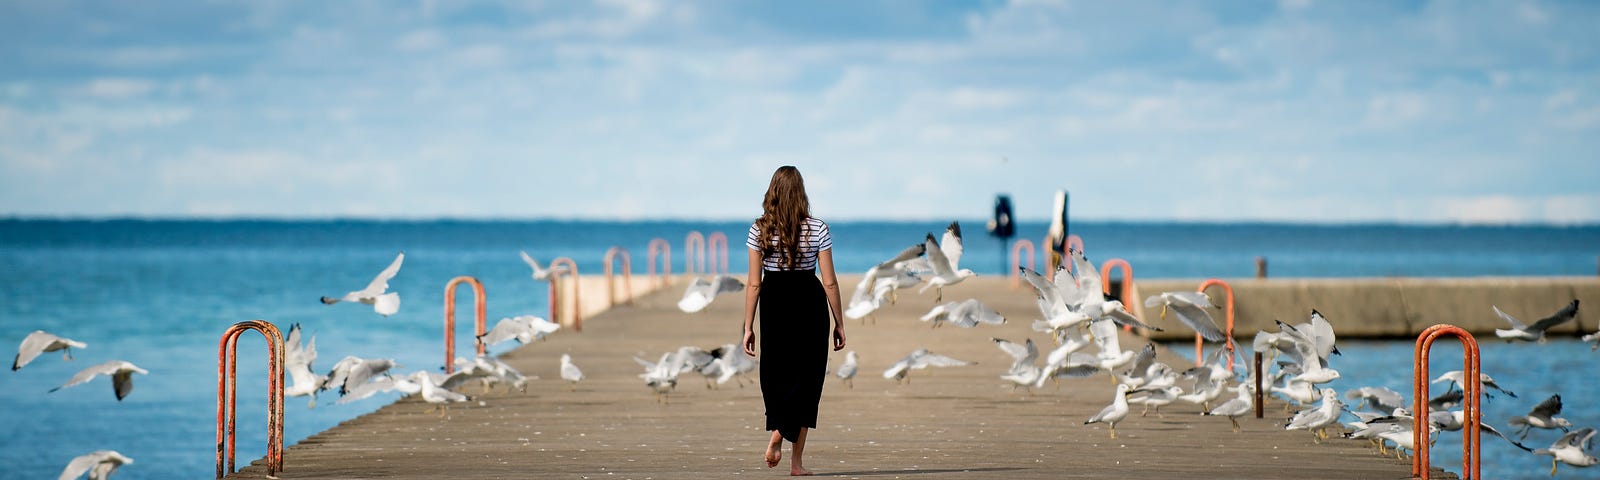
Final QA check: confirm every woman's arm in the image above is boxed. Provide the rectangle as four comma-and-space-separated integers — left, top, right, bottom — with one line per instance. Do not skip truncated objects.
741, 246, 763, 357
817, 249, 846, 351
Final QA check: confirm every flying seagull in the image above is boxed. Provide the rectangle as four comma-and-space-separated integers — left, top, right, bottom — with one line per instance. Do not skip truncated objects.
321, 252, 404, 316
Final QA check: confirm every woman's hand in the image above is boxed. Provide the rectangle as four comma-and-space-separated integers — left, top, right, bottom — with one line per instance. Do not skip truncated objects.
832, 325, 846, 351
742, 329, 757, 357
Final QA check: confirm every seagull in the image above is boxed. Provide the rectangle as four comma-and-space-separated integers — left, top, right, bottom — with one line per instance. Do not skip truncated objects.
1272, 315, 1341, 385
1508, 394, 1572, 440
835, 350, 858, 388
1067, 249, 1163, 333
1084, 384, 1132, 439
323, 355, 400, 396
882, 348, 974, 384
560, 354, 583, 391
13, 330, 87, 371
845, 244, 926, 322
283, 324, 328, 408
698, 344, 758, 388
1493, 300, 1580, 343
320, 252, 403, 316
478, 315, 560, 348
335, 373, 422, 405
1144, 291, 1226, 341
50, 360, 147, 401
1345, 386, 1406, 413
1204, 383, 1256, 432
1114, 344, 1160, 388
519, 251, 566, 281
1426, 410, 1532, 452
1020, 263, 1162, 335
57, 450, 133, 480
635, 352, 683, 403
442, 355, 530, 393
1285, 388, 1344, 443
921, 299, 1006, 328
411, 370, 469, 417
1431, 369, 1516, 400
1582, 327, 1600, 351
1130, 384, 1183, 418
992, 337, 1042, 391
677, 274, 745, 313
917, 222, 975, 302
1535, 427, 1599, 476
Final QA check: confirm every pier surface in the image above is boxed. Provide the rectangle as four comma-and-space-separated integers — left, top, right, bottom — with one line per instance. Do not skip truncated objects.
230, 276, 1445, 479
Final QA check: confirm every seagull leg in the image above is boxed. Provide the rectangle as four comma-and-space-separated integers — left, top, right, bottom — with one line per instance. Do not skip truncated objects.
1109, 424, 1117, 439
1550, 459, 1558, 476
1230, 418, 1240, 433
1141, 404, 1149, 417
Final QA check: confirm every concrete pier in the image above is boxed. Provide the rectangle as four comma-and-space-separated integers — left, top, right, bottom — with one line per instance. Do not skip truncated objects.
225, 275, 1457, 479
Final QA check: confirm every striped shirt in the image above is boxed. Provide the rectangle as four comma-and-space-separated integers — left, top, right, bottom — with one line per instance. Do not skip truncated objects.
746, 217, 832, 271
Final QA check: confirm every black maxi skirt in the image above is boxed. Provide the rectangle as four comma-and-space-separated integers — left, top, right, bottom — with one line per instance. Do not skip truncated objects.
758, 269, 830, 443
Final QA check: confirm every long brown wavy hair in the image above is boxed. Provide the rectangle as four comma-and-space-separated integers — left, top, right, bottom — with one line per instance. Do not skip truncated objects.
754, 166, 811, 269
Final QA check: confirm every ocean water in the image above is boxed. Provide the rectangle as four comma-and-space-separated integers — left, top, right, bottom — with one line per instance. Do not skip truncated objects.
1, 219, 1597, 479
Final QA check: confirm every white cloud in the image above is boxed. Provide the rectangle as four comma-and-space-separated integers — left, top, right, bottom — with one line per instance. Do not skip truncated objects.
83, 78, 157, 99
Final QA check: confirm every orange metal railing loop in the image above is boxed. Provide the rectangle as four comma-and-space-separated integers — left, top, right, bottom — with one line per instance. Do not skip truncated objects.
604, 247, 635, 307
1100, 259, 1136, 334
684, 231, 706, 277
707, 231, 729, 275
1009, 240, 1036, 290
1413, 324, 1481, 480
1197, 279, 1237, 371
549, 257, 582, 332
647, 238, 672, 288
216, 320, 284, 479
444, 276, 487, 374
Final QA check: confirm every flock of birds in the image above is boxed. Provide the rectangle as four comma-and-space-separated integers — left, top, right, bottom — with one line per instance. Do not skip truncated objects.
14, 221, 1598, 478
668, 221, 1598, 476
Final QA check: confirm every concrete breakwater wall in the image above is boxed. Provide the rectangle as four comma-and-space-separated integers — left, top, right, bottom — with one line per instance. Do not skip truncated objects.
1131, 277, 1600, 341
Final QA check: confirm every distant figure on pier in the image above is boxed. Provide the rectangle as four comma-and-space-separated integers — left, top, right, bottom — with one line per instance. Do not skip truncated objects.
741, 165, 846, 476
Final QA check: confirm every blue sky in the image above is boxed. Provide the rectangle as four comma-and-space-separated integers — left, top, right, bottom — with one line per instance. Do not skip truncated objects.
1, 0, 1597, 223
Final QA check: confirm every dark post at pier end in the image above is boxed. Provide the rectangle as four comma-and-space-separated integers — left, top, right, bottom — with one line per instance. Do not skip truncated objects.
1255, 256, 1268, 279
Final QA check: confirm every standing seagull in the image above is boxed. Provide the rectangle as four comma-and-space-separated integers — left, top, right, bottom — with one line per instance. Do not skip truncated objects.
1493, 300, 1579, 343
1535, 427, 1598, 476
1084, 384, 1132, 439
835, 351, 858, 388
14, 330, 87, 371
560, 354, 584, 391
57, 450, 133, 480
320, 252, 404, 316
50, 360, 148, 401
918, 222, 975, 302
519, 251, 565, 281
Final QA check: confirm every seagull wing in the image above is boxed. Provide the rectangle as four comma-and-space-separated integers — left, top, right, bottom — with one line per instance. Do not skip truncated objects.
1168, 302, 1225, 341
1529, 394, 1563, 418
875, 243, 927, 271
51, 360, 125, 392
58, 451, 108, 480
360, 252, 405, 295
1527, 300, 1580, 333
1071, 249, 1103, 301
923, 233, 955, 278
911, 351, 973, 368
1019, 267, 1063, 315
991, 338, 1032, 365
939, 222, 964, 270
112, 368, 138, 401
1491, 305, 1527, 330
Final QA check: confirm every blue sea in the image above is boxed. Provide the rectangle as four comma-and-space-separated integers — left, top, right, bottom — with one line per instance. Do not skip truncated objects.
2, 219, 1597, 479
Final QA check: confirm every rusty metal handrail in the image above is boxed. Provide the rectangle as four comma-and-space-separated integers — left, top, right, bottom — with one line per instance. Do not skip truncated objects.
1197, 279, 1237, 371
647, 238, 672, 287
444, 276, 486, 374
1009, 239, 1037, 289
1413, 324, 1482, 480
548, 257, 582, 332
706, 231, 729, 274
1100, 258, 1137, 333
684, 231, 706, 277
217, 320, 284, 479
604, 247, 634, 307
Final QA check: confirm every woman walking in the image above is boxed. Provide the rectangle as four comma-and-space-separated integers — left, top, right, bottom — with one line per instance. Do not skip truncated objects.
742, 166, 846, 476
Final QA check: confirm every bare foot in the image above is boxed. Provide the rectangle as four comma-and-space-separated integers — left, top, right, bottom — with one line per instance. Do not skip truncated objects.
790, 466, 814, 476
765, 438, 782, 468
